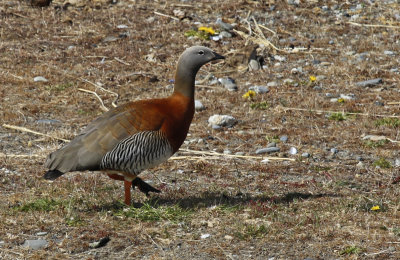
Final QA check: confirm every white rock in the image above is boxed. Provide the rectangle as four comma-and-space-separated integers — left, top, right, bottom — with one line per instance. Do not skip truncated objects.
194, 100, 205, 111
201, 234, 211, 239
117, 24, 128, 29
249, 86, 269, 94
289, 147, 298, 155
208, 115, 237, 128
34, 76, 48, 82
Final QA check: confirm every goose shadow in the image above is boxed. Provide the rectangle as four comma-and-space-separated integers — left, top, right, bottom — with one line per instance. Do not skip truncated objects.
142, 191, 339, 209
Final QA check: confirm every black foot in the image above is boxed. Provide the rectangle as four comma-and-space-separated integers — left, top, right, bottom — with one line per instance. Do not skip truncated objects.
132, 177, 161, 196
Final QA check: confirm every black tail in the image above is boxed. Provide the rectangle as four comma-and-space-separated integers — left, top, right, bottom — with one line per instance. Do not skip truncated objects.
43, 170, 64, 180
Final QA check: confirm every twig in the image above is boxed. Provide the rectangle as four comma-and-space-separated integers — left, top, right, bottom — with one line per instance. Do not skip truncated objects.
2, 124, 70, 142
233, 29, 288, 53
79, 78, 119, 108
387, 102, 400, 105
347, 21, 400, 29
114, 57, 131, 66
154, 11, 179, 21
0, 153, 43, 158
179, 148, 295, 161
278, 106, 400, 118
77, 88, 109, 112
258, 24, 277, 35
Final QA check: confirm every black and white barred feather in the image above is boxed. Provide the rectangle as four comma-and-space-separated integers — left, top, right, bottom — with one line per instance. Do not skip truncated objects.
100, 131, 173, 174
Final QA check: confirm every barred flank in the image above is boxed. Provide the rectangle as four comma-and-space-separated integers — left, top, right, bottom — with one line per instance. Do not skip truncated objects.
100, 131, 173, 174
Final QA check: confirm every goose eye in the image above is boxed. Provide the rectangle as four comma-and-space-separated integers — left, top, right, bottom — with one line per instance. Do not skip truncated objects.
198, 50, 205, 55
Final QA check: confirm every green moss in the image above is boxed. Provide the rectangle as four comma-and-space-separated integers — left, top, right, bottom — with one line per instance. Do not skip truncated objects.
373, 158, 391, 169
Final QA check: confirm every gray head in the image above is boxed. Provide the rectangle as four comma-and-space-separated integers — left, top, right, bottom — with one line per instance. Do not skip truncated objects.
175, 46, 225, 98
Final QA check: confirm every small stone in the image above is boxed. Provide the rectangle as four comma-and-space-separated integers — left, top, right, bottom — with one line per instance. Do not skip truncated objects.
395, 158, 400, 167
340, 94, 355, 100
173, 9, 185, 19
117, 24, 128, 29
280, 135, 288, 143
146, 17, 155, 23
355, 78, 382, 87
330, 148, 338, 154
301, 152, 310, 158
0, 241, 5, 247
219, 31, 232, 38
289, 147, 298, 155
208, 115, 237, 128
235, 152, 245, 156
216, 18, 234, 31
218, 77, 238, 92
267, 81, 278, 87
374, 101, 384, 106
195, 100, 205, 111
312, 60, 321, 65
201, 234, 211, 239
384, 50, 395, 56
36, 119, 62, 125
248, 59, 260, 71
23, 239, 48, 250
36, 232, 47, 236
267, 142, 276, 148
33, 76, 48, 82
329, 40, 334, 44
356, 161, 364, 168
256, 147, 280, 154
224, 235, 233, 240
223, 150, 232, 155
249, 86, 269, 94
274, 55, 286, 62
330, 98, 338, 102
316, 75, 326, 81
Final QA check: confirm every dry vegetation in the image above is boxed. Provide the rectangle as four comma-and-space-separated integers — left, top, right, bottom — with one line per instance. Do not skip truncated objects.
1, 0, 400, 259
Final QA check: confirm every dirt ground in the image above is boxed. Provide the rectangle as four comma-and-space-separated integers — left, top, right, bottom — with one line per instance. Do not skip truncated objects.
1, 0, 400, 259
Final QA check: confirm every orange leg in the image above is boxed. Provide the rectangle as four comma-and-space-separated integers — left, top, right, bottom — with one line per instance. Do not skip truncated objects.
124, 180, 132, 206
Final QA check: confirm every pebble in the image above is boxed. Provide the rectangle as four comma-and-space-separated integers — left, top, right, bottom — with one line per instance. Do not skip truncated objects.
249, 86, 269, 94
340, 94, 355, 100
219, 31, 232, 38
256, 147, 280, 154
374, 101, 384, 106
384, 50, 395, 56
267, 81, 278, 87
194, 100, 205, 111
355, 78, 383, 87
283, 78, 295, 85
356, 161, 364, 168
223, 150, 232, 155
33, 76, 48, 82
289, 147, 297, 155
301, 152, 310, 158
274, 55, 286, 62
395, 158, 400, 167
248, 59, 260, 71
235, 152, 245, 156
267, 142, 276, 148
330, 148, 338, 154
224, 235, 233, 240
36, 232, 48, 236
201, 234, 211, 239
0, 241, 4, 247
216, 18, 234, 31
218, 77, 238, 92
116, 24, 128, 29
280, 135, 288, 143
208, 115, 237, 128
36, 119, 61, 125
23, 239, 48, 250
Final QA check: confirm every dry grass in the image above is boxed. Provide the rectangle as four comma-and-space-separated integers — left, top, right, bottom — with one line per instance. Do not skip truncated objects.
1, 0, 400, 259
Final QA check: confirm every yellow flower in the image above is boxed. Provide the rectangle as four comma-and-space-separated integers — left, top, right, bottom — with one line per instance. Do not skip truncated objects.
309, 76, 316, 82
371, 205, 380, 211
198, 26, 216, 35
337, 98, 345, 103
242, 90, 256, 100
